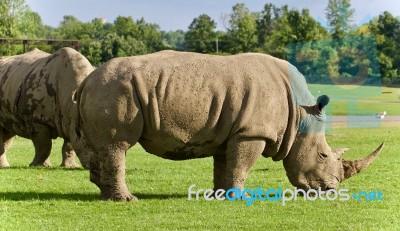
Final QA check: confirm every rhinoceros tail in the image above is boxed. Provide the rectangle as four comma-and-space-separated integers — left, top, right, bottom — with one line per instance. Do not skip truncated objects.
72, 90, 78, 104
72, 78, 87, 140
71, 89, 81, 139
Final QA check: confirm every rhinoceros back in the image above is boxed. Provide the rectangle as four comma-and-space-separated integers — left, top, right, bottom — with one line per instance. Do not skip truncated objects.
0, 49, 50, 134
0, 48, 93, 139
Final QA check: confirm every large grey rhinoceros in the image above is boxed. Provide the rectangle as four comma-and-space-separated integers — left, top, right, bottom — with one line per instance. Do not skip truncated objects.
0, 47, 93, 168
74, 50, 384, 201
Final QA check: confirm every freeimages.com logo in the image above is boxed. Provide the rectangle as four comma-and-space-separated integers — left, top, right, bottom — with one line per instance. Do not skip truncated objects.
187, 184, 383, 206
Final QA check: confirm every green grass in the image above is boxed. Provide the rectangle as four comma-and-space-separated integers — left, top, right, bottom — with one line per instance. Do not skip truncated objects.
1, 126, 399, 230
308, 84, 400, 115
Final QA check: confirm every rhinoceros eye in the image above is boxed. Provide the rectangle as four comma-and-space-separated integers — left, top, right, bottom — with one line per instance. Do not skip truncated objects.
319, 153, 328, 158
318, 152, 328, 162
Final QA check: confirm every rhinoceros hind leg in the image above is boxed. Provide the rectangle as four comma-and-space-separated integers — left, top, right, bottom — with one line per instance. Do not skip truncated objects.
225, 137, 265, 190
0, 154, 9, 168
60, 140, 79, 168
96, 146, 138, 201
29, 125, 52, 167
0, 130, 14, 168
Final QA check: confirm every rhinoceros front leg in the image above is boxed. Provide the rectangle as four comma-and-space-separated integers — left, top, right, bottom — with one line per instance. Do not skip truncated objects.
213, 155, 227, 191
0, 130, 14, 168
60, 140, 79, 168
225, 136, 265, 190
29, 124, 52, 167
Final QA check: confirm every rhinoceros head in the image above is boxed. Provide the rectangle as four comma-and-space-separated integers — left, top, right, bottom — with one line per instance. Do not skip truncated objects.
283, 95, 384, 191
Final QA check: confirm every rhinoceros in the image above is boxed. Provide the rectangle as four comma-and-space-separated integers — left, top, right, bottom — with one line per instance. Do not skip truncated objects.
74, 50, 384, 201
0, 47, 93, 168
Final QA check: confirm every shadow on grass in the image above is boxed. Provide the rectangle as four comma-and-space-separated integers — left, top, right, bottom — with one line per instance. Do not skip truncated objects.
3, 166, 87, 171
254, 168, 283, 172
0, 191, 98, 201
0, 191, 187, 201
134, 193, 187, 200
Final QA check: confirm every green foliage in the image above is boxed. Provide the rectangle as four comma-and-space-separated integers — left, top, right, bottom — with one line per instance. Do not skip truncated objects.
368, 11, 400, 85
256, 3, 276, 46
287, 36, 381, 86
0, 0, 29, 38
136, 18, 164, 52
55, 15, 164, 66
0, 0, 46, 55
58, 15, 83, 39
184, 14, 216, 53
257, 4, 329, 59
226, 3, 258, 53
162, 30, 186, 50
326, 0, 355, 38
114, 16, 137, 38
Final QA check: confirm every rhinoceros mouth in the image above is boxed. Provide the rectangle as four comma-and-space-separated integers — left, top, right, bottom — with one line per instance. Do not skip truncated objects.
296, 182, 340, 194
306, 181, 338, 191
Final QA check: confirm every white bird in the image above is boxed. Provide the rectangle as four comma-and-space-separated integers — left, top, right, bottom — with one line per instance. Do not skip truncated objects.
375, 111, 387, 119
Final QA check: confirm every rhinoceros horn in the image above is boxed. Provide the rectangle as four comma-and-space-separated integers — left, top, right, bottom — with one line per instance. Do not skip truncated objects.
342, 142, 385, 180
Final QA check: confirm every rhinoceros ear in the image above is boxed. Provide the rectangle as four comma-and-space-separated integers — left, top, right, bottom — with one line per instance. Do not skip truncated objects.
316, 95, 330, 112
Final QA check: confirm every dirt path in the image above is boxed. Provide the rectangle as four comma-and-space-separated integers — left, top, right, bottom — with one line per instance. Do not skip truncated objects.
330, 115, 400, 128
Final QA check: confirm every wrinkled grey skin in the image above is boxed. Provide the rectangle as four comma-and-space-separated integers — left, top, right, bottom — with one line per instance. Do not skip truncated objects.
74, 50, 383, 201
0, 48, 93, 168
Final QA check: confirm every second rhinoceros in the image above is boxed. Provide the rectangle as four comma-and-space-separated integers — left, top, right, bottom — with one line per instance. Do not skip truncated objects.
0, 47, 93, 168
74, 50, 383, 201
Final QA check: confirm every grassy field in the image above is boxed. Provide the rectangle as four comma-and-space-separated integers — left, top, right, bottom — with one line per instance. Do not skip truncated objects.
0, 125, 399, 230
308, 84, 400, 116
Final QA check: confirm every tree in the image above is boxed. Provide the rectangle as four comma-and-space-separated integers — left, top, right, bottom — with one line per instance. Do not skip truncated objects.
58, 15, 84, 39
0, 0, 44, 38
259, 5, 329, 59
58, 15, 163, 65
114, 16, 138, 38
0, 0, 46, 55
84, 18, 113, 41
287, 9, 329, 42
136, 18, 164, 52
184, 14, 216, 53
0, 0, 28, 37
325, 0, 355, 38
369, 11, 400, 85
162, 30, 186, 50
227, 3, 258, 53
113, 16, 163, 53
20, 11, 44, 38
257, 3, 279, 46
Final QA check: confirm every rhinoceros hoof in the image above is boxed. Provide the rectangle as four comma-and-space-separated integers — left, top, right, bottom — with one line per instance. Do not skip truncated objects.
0, 157, 10, 168
29, 161, 52, 167
100, 191, 138, 202
114, 193, 138, 202
0, 163, 10, 168
60, 161, 80, 168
